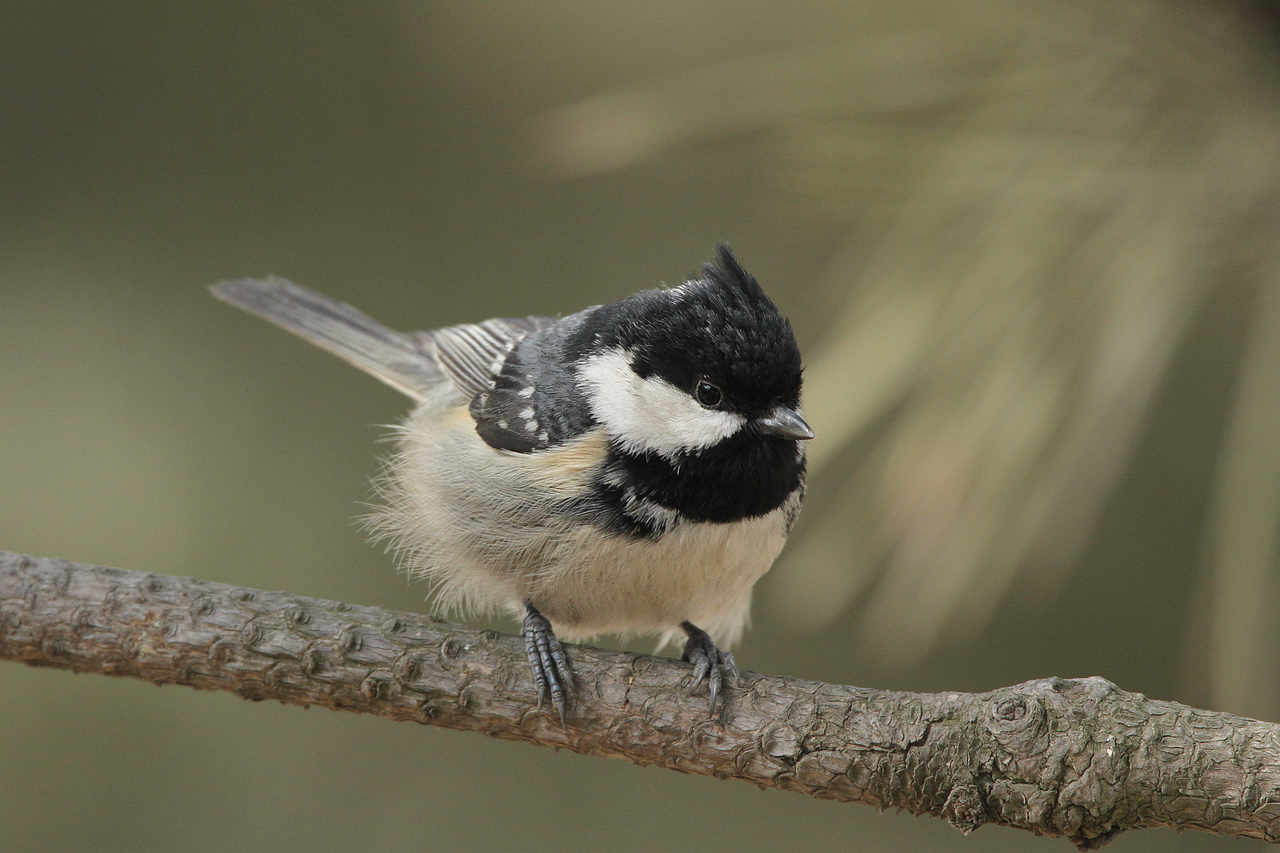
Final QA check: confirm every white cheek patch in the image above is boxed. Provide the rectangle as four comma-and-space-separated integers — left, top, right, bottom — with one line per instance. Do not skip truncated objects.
577, 348, 746, 459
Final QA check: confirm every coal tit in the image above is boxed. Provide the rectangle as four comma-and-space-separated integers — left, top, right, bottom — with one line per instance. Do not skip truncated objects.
212, 245, 812, 721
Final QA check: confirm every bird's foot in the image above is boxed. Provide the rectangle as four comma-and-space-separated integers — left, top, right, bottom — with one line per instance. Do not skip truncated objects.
680, 621, 738, 713
522, 602, 574, 725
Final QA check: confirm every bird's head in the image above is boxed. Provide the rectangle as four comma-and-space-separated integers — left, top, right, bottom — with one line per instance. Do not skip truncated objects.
574, 245, 812, 462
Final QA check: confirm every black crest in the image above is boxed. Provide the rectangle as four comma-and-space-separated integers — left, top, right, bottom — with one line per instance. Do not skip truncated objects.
568, 244, 804, 418
643, 244, 803, 416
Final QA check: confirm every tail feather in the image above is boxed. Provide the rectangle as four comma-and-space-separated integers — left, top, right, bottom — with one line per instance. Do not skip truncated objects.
210, 277, 441, 400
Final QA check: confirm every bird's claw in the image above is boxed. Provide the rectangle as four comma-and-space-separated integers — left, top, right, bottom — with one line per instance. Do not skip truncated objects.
523, 603, 573, 725
681, 621, 738, 713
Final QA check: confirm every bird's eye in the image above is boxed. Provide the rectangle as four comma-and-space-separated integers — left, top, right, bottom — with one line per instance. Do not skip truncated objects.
694, 378, 723, 409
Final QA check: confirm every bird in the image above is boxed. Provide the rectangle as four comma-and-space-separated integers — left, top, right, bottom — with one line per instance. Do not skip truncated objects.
211, 245, 812, 723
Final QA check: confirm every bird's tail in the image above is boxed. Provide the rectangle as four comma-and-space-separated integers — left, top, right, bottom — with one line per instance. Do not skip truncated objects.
210, 277, 441, 400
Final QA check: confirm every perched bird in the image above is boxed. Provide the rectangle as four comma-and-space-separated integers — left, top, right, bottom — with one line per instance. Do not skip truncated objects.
212, 245, 812, 721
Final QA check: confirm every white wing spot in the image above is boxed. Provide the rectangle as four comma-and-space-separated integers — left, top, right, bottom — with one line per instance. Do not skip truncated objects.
518, 407, 534, 419
518, 386, 535, 398
497, 420, 508, 429
537, 431, 549, 442
525, 419, 539, 431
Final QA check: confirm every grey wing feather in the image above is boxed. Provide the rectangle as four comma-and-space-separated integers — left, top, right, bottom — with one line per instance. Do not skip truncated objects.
418, 316, 557, 399
211, 276, 556, 402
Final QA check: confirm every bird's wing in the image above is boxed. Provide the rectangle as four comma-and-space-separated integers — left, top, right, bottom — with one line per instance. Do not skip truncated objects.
415, 316, 556, 400
211, 276, 555, 402
466, 308, 600, 453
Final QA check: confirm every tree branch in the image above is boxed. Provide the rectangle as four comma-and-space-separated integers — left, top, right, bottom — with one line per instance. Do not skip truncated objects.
2, 551, 1277, 848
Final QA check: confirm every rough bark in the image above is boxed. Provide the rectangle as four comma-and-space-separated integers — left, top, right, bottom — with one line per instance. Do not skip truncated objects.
2, 551, 1278, 848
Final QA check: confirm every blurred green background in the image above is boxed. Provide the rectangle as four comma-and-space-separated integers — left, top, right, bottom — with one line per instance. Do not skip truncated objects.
3, 1, 1278, 850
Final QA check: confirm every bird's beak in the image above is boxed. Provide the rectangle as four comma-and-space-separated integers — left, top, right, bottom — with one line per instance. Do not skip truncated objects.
756, 407, 815, 441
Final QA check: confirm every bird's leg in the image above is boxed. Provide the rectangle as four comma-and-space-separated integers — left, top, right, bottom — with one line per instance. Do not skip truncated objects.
522, 601, 574, 725
680, 620, 739, 713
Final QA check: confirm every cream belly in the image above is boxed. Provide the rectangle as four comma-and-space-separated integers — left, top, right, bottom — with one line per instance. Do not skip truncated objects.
524, 508, 788, 647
